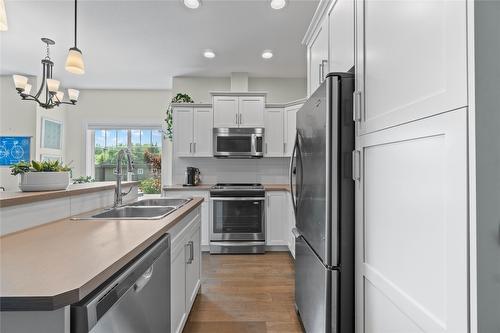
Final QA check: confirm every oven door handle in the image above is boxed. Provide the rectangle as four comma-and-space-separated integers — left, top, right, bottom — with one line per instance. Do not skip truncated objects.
210, 197, 265, 201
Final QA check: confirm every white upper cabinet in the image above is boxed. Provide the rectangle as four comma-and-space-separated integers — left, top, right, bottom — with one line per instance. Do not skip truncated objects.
284, 104, 302, 157
308, 19, 329, 96
213, 94, 265, 128
328, 0, 354, 72
173, 106, 213, 157
193, 108, 213, 157
173, 107, 194, 157
264, 108, 284, 157
355, 0, 467, 134
213, 96, 238, 128
238, 96, 265, 127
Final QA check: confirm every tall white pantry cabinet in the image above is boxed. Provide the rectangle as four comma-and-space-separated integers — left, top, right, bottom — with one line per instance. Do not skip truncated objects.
302, 0, 492, 332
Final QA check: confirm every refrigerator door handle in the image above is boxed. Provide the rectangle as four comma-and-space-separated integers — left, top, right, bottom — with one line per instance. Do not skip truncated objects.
291, 227, 301, 239
289, 131, 298, 212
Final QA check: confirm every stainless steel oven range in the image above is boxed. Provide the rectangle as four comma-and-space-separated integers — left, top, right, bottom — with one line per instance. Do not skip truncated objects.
209, 183, 266, 254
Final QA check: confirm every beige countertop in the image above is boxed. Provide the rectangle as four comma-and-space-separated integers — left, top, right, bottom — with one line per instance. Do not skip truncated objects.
0, 197, 203, 311
164, 184, 290, 192
0, 181, 140, 208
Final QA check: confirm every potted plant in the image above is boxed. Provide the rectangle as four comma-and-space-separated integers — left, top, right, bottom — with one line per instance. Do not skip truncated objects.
10, 160, 72, 192
165, 93, 194, 140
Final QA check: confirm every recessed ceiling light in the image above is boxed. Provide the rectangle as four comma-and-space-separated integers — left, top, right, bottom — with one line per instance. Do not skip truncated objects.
262, 50, 273, 59
183, 0, 200, 9
270, 0, 287, 10
204, 49, 215, 59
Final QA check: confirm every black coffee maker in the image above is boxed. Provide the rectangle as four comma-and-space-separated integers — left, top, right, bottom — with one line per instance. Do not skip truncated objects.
184, 167, 201, 186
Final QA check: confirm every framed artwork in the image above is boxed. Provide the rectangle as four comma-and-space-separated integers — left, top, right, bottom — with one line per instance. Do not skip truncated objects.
41, 118, 63, 150
0, 136, 31, 166
40, 154, 63, 162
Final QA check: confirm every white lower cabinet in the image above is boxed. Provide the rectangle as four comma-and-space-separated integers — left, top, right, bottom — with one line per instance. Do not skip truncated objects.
266, 191, 288, 246
169, 207, 202, 333
287, 192, 296, 258
164, 191, 210, 248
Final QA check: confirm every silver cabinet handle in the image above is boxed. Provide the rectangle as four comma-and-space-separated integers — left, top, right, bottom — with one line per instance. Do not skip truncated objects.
185, 241, 194, 264
189, 142, 192, 153
189, 241, 194, 263
283, 142, 286, 154
321, 59, 328, 83
352, 150, 361, 181
193, 142, 196, 153
235, 113, 238, 125
239, 113, 242, 125
353, 91, 361, 122
319, 63, 323, 85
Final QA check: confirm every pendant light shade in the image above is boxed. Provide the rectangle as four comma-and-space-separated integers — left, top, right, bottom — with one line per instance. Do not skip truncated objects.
66, 0, 85, 75
65, 47, 85, 74
0, 0, 8, 31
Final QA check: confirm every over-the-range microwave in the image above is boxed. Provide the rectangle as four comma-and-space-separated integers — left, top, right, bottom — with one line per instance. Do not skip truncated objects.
213, 127, 264, 159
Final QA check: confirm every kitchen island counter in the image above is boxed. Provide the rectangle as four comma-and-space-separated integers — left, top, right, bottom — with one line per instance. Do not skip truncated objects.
0, 197, 203, 311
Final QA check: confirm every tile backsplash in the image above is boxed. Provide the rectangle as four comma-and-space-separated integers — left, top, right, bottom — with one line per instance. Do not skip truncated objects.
173, 157, 290, 184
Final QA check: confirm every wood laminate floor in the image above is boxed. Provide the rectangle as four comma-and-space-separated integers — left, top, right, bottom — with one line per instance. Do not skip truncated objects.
183, 252, 304, 333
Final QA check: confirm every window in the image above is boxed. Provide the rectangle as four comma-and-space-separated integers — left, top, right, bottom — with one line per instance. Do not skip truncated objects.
89, 127, 162, 188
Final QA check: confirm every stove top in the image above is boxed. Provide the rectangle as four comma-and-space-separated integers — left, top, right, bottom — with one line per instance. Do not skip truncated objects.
210, 183, 265, 197
211, 183, 264, 190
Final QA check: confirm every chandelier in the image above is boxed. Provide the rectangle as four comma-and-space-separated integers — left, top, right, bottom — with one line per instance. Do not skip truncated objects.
12, 38, 80, 109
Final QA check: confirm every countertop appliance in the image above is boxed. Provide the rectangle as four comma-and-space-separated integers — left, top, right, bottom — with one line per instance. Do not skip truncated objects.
290, 72, 355, 333
184, 166, 201, 186
213, 128, 264, 159
71, 234, 171, 333
209, 183, 266, 253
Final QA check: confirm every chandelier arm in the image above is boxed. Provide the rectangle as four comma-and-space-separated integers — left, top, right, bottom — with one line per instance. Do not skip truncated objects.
59, 101, 77, 106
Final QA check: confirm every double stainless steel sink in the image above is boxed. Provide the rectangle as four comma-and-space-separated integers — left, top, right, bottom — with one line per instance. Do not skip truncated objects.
72, 198, 192, 220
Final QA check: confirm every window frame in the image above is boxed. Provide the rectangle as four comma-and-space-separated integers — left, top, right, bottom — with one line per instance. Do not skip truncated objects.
85, 123, 163, 180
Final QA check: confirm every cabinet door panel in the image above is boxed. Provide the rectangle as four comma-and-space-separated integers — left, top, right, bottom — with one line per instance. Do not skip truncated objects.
328, 0, 354, 72
308, 19, 329, 96
357, 108, 468, 333
193, 108, 213, 157
264, 108, 284, 157
213, 96, 238, 128
186, 220, 201, 311
284, 104, 301, 157
238, 96, 265, 127
357, 0, 467, 134
171, 242, 187, 333
287, 192, 295, 258
266, 192, 287, 246
173, 108, 194, 157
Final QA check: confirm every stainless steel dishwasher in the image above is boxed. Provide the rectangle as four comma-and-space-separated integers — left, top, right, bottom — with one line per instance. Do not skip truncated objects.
71, 234, 170, 333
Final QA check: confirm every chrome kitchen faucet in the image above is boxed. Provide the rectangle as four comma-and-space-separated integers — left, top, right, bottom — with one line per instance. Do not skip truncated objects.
113, 148, 135, 207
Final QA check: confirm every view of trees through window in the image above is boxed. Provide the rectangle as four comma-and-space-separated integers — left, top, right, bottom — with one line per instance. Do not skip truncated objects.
93, 128, 162, 193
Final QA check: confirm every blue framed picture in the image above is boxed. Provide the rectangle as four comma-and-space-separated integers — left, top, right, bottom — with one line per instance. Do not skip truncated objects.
0, 136, 31, 166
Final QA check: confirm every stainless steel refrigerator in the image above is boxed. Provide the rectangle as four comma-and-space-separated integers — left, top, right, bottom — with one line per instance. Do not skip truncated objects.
290, 72, 355, 333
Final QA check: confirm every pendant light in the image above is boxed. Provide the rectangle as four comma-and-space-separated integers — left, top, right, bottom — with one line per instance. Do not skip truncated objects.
65, 0, 85, 74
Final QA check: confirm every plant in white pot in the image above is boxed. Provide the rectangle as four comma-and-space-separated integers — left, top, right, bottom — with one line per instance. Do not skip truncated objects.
10, 160, 72, 192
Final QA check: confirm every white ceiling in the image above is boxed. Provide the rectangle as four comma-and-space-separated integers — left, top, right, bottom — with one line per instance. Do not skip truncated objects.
0, 0, 318, 90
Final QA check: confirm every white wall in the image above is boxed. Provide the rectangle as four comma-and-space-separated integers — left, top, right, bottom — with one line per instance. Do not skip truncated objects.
0, 76, 69, 191
248, 77, 307, 103
65, 89, 172, 184
172, 76, 306, 104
